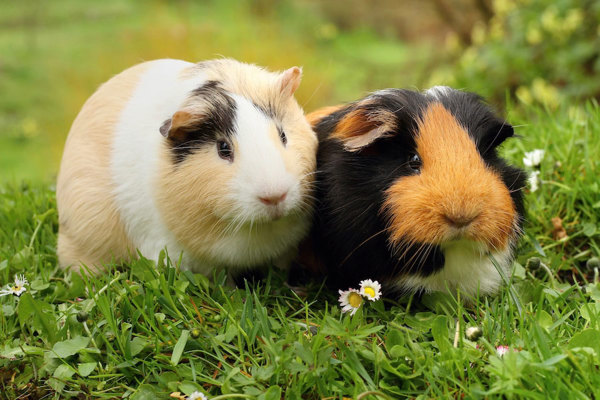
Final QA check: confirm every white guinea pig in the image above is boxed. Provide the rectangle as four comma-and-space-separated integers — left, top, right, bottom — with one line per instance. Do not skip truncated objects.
56, 59, 317, 275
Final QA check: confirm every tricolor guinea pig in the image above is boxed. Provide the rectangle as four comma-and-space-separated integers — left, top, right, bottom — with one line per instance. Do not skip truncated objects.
57, 58, 317, 275
304, 87, 526, 297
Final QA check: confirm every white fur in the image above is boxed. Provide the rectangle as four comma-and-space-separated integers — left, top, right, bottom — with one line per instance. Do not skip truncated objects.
110, 60, 310, 272
111, 59, 207, 263
228, 94, 299, 220
394, 239, 515, 297
426, 85, 453, 99
201, 95, 310, 269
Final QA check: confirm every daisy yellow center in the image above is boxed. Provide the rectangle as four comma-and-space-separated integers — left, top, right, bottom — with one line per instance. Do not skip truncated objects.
348, 292, 363, 308
363, 287, 376, 298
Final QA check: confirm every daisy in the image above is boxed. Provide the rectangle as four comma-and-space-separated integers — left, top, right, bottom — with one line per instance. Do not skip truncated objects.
338, 288, 363, 315
359, 279, 382, 301
528, 170, 540, 192
187, 391, 208, 400
0, 274, 28, 297
496, 345, 510, 357
523, 149, 545, 167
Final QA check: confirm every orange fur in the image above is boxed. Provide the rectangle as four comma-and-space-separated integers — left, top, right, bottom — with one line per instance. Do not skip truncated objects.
383, 103, 516, 252
331, 106, 396, 151
306, 105, 344, 126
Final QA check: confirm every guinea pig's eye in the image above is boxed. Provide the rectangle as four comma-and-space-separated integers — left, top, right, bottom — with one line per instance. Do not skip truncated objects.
217, 140, 233, 161
408, 153, 422, 172
278, 127, 287, 146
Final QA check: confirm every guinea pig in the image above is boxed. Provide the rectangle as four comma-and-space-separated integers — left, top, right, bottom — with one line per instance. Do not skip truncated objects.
302, 86, 526, 297
56, 58, 317, 275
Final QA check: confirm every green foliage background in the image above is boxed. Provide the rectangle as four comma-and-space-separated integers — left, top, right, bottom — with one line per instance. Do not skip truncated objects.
0, 0, 422, 181
431, 0, 600, 107
4, 0, 598, 181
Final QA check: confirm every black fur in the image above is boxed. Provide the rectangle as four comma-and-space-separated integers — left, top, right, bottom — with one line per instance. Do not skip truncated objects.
166, 81, 237, 164
306, 88, 527, 292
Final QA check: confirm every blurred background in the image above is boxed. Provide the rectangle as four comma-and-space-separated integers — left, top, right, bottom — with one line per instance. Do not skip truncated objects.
1, 0, 598, 182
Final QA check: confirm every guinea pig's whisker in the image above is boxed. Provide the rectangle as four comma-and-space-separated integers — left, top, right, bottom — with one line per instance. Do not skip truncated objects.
406, 243, 426, 268
507, 174, 527, 191
407, 244, 430, 274
408, 243, 432, 270
326, 193, 380, 215
482, 120, 508, 155
413, 242, 436, 270
233, 215, 249, 235
338, 228, 388, 267
301, 170, 319, 177
416, 245, 436, 274
299, 192, 318, 202
296, 202, 314, 216
508, 186, 527, 193
382, 164, 409, 183
393, 239, 419, 263
354, 203, 375, 222
301, 80, 324, 109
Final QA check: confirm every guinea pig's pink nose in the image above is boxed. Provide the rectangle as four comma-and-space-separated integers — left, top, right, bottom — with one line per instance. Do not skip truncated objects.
259, 191, 287, 206
444, 213, 478, 228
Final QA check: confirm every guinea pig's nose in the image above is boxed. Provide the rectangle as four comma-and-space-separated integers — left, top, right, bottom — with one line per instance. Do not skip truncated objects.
444, 213, 479, 228
259, 191, 288, 206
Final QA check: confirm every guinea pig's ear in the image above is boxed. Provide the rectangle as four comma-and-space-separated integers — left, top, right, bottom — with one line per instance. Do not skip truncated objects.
332, 106, 396, 151
278, 66, 302, 97
160, 110, 204, 141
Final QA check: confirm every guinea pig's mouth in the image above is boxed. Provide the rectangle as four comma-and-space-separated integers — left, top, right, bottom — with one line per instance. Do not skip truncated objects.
440, 239, 490, 257
265, 206, 287, 220
226, 204, 301, 225
444, 226, 473, 241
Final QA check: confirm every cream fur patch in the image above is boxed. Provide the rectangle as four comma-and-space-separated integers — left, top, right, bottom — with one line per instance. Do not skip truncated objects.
56, 62, 153, 270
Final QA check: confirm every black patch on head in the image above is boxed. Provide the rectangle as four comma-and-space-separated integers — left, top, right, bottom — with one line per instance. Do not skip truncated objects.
166, 81, 237, 164
307, 88, 526, 294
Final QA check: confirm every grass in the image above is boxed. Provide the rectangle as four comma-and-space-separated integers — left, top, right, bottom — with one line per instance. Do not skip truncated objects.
0, 0, 428, 182
1, 101, 599, 399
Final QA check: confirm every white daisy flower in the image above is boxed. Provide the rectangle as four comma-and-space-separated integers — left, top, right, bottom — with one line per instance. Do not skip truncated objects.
359, 279, 382, 301
338, 288, 363, 315
187, 391, 208, 400
528, 170, 540, 192
0, 274, 28, 297
523, 149, 545, 167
